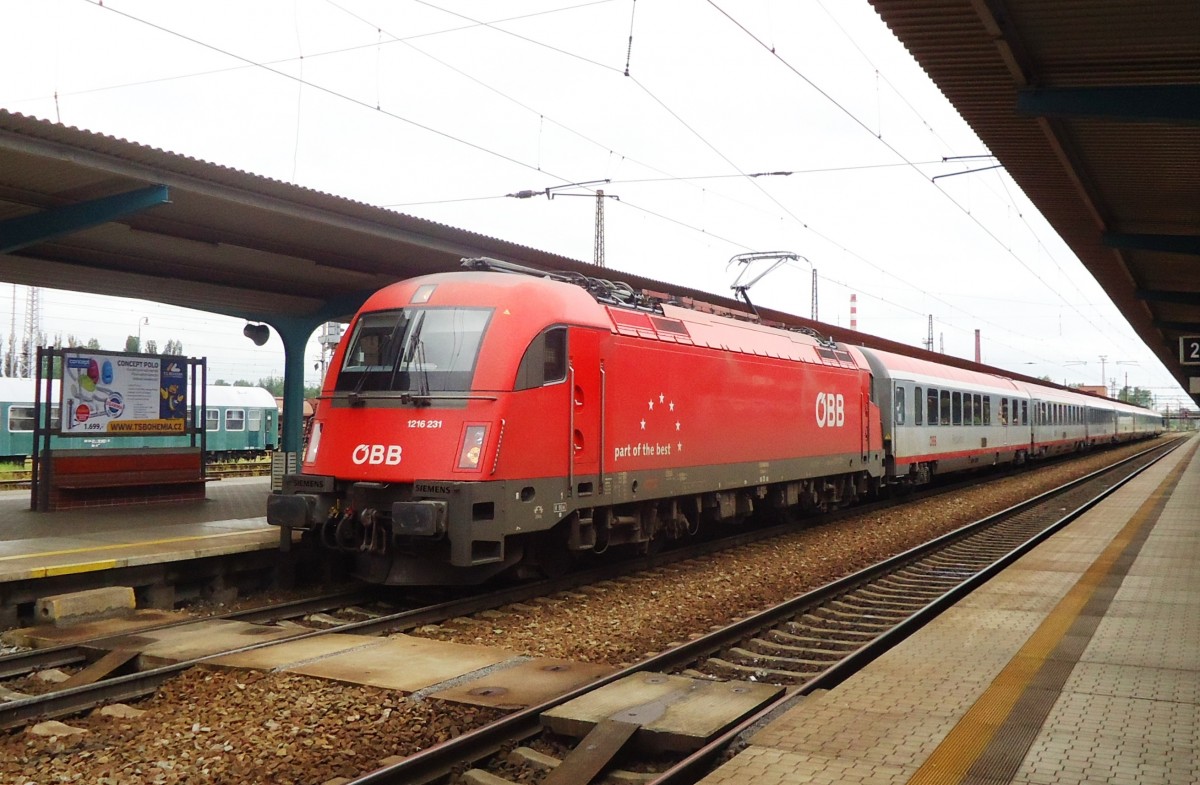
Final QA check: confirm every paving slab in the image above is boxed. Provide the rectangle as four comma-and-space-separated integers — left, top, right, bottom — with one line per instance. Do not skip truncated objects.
208, 633, 388, 671
89, 618, 303, 667
542, 672, 783, 753
430, 657, 617, 710
285, 634, 515, 693
1, 609, 184, 648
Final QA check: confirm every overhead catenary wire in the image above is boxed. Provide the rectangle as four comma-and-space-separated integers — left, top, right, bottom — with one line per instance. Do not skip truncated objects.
37, 2, 1180, 397
704, 1, 1145, 360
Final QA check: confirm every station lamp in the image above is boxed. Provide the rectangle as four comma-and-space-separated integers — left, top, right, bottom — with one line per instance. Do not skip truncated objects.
243, 323, 270, 346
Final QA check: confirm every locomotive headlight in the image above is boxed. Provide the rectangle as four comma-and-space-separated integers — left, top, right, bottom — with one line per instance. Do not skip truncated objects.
305, 423, 322, 463
457, 425, 487, 470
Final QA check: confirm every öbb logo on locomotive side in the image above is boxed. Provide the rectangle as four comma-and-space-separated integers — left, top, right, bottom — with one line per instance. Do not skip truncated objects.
352, 444, 403, 465
815, 392, 845, 428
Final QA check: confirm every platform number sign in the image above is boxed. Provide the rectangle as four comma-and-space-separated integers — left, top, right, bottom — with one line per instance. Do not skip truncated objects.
1181, 336, 1200, 366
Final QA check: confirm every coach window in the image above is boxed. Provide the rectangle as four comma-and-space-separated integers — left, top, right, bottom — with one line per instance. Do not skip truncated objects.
914, 387, 923, 425
964, 394, 974, 425
225, 409, 246, 432
927, 387, 939, 425
952, 391, 963, 425
515, 327, 568, 390
983, 396, 992, 425
940, 389, 951, 425
973, 394, 983, 425
8, 406, 35, 432
1021, 400, 1028, 425
894, 386, 906, 425
205, 409, 220, 431
248, 409, 263, 433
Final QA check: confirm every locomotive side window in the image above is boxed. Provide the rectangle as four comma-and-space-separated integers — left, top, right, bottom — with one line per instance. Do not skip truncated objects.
337, 307, 492, 394
914, 386, 922, 425
952, 391, 962, 425
927, 387, 939, 425
515, 327, 568, 390
940, 389, 951, 425
894, 385, 905, 425
544, 328, 567, 384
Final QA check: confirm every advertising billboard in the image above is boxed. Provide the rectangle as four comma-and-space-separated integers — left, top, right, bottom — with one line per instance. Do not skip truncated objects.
61, 352, 188, 434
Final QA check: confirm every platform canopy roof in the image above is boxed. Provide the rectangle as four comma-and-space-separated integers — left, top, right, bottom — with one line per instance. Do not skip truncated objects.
0, 108, 612, 327
0, 106, 1051, 387
868, 0, 1200, 404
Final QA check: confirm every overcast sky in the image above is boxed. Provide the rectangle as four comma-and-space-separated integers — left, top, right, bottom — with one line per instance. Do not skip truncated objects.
0, 0, 1190, 409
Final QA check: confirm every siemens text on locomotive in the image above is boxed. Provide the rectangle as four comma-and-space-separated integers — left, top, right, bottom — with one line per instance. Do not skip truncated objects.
267, 258, 1163, 585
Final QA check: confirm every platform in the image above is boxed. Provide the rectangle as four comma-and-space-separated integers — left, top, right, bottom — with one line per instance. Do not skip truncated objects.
700, 435, 1199, 785
0, 477, 280, 625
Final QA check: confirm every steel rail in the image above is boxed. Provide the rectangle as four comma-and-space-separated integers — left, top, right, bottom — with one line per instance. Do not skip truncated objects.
0, 440, 1172, 740
0, 590, 370, 681
345, 438, 1179, 784
647, 438, 1181, 785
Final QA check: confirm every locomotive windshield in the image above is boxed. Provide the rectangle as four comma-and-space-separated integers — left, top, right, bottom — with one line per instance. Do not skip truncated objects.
336, 307, 492, 395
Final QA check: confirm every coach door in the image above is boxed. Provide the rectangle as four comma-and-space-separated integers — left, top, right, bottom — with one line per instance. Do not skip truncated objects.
569, 327, 603, 498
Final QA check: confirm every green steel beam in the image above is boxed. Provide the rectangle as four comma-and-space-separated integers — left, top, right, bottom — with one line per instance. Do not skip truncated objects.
1017, 85, 1200, 125
1154, 320, 1200, 333
1104, 232, 1200, 256
255, 316, 325, 456
1135, 289, 1200, 306
0, 184, 170, 253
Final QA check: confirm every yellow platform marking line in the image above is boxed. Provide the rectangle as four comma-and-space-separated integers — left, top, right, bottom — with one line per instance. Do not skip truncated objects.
905, 444, 1193, 785
38, 560, 120, 578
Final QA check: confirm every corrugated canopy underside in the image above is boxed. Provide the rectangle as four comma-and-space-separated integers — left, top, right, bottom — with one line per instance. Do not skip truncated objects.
870, 0, 1200, 403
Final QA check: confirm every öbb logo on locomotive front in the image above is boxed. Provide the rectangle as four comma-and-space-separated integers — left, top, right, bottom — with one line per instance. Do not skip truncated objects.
815, 392, 845, 428
351, 444, 404, 465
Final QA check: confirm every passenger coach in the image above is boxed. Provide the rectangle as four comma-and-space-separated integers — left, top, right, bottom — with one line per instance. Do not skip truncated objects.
0, 379, 277, 463
862, 347, 1164, 486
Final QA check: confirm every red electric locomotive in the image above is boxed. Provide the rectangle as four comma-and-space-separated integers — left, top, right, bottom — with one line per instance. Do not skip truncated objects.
268, 258, 885, 585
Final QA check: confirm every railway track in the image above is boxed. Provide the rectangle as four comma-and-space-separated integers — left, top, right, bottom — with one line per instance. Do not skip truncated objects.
345, 438, 1179, 785
0, 460, 271, 491
0, 439, 1177, 783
